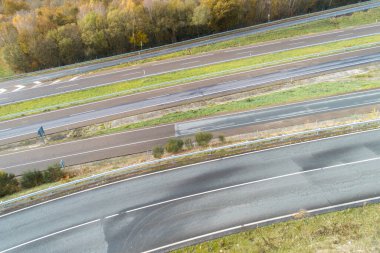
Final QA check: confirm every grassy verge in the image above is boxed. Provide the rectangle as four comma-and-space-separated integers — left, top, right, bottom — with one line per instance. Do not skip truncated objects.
2, 34, 380, 121
91, 69, 380, 136
172, 203, 380, 253
96, 7, 380, 72
0, 52, 13, 78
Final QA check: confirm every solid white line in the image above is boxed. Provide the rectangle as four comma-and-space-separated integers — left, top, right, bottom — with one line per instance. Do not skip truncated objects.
0, 128, 11, 132
1, 136, 171, 170
0, 219, 100, 253
141, 195, 380, 253
123, 156, 380, 214
2, 127, 380, 220
3, 154, 380, 252
289, 41, 305, 45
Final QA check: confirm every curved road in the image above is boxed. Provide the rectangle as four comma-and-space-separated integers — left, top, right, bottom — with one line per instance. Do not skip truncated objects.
1, 129, 380, 252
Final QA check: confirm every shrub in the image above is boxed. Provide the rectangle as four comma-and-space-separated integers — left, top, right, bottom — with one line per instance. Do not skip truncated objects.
185, 138, 194, 150
153, 146, 165, 159
218, 135, 226, 143
165, 138, 184, 153
195, 132, 213, 147
21, 170, 44, 189
43, 164, 64, 183
0, 171, 20, 197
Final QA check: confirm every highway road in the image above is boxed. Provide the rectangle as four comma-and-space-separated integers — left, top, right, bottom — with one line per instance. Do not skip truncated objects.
1, 0, 379, 95
1, 23, 380, 105
1, 129, 380, 252
1, 49, 380, 146
3, 86, 380, 175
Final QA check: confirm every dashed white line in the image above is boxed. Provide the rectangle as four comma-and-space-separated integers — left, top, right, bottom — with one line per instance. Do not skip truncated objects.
0, 88, 7, 94
69, 76, 81, 81
180, 60, 200, 66
122, 71, 142, 77
33, 81, 42, 85
56, 83, 79, 89
50, 79, 61, 85
105, 214, 119, 219
70, 110, 95, 117
12, 85, 25, 92
0, 128, 11, 132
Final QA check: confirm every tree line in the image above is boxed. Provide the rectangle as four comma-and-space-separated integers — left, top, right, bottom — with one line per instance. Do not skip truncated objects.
0, 0, 365, 73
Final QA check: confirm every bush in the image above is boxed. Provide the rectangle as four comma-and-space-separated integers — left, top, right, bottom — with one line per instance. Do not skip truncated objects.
185, 138, 194, 150
153, 146, 165, 159
0, 171, 20, 197
43, 164, 64, 183
165, 138, 184, 153
195, 132, 213, 147
21, 170, 44, 189
218, 135, 226, 143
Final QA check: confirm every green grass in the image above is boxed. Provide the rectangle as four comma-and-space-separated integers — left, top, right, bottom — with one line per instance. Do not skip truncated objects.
172, 203, 380, 253
2, 34, 380, 121
100, 7, 380, 71
91, 71, 380, 136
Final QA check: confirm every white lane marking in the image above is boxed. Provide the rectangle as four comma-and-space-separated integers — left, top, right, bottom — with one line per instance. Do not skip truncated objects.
124, 156, 380, 214
56, 83, 79, 89
180, 60, 201, 66
0, 219, 100, 253
1, 136, 171, 170
289, 41, 305, 45
69, 76, 81, 81
2, 127, 380, 219
105, 214, 119, 219
70, 110, 95, 117
50, 79, 61, 85
0, 128, 11, 132
122, 71, 142, 77
0, 89, 7, 94
12, 85, 25, 92
236, 51, 250, 55
33, 81, 42, 85
338, 33, 355, 37
141, 195, 380, 253
32, 83, 43, 88
3, 155, 379, 252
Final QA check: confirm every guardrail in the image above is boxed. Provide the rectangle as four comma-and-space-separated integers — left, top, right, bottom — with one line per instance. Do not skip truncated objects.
1, 39, 379, 122
0, 0, 379, 83
2, 117, 380, 208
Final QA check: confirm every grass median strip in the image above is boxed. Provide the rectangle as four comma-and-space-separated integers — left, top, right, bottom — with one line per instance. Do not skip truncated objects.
91, 70, 380, 137
172, 203, 380, 253
2, 34, 380, 121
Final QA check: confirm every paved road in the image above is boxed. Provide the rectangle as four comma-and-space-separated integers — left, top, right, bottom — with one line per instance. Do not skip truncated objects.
1, 129, 380, 252
1, 49, 380, 146
3, 85, 380, 175
1, 0, 379, 97
1, 23, 380, 105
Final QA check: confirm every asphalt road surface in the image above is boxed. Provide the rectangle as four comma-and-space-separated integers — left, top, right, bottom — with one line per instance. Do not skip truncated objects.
1, 23, 380, 105
1, 129, 380, 253
3, 86, 380, 175
1, 0, 379, 95
1, 49, 380, 145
